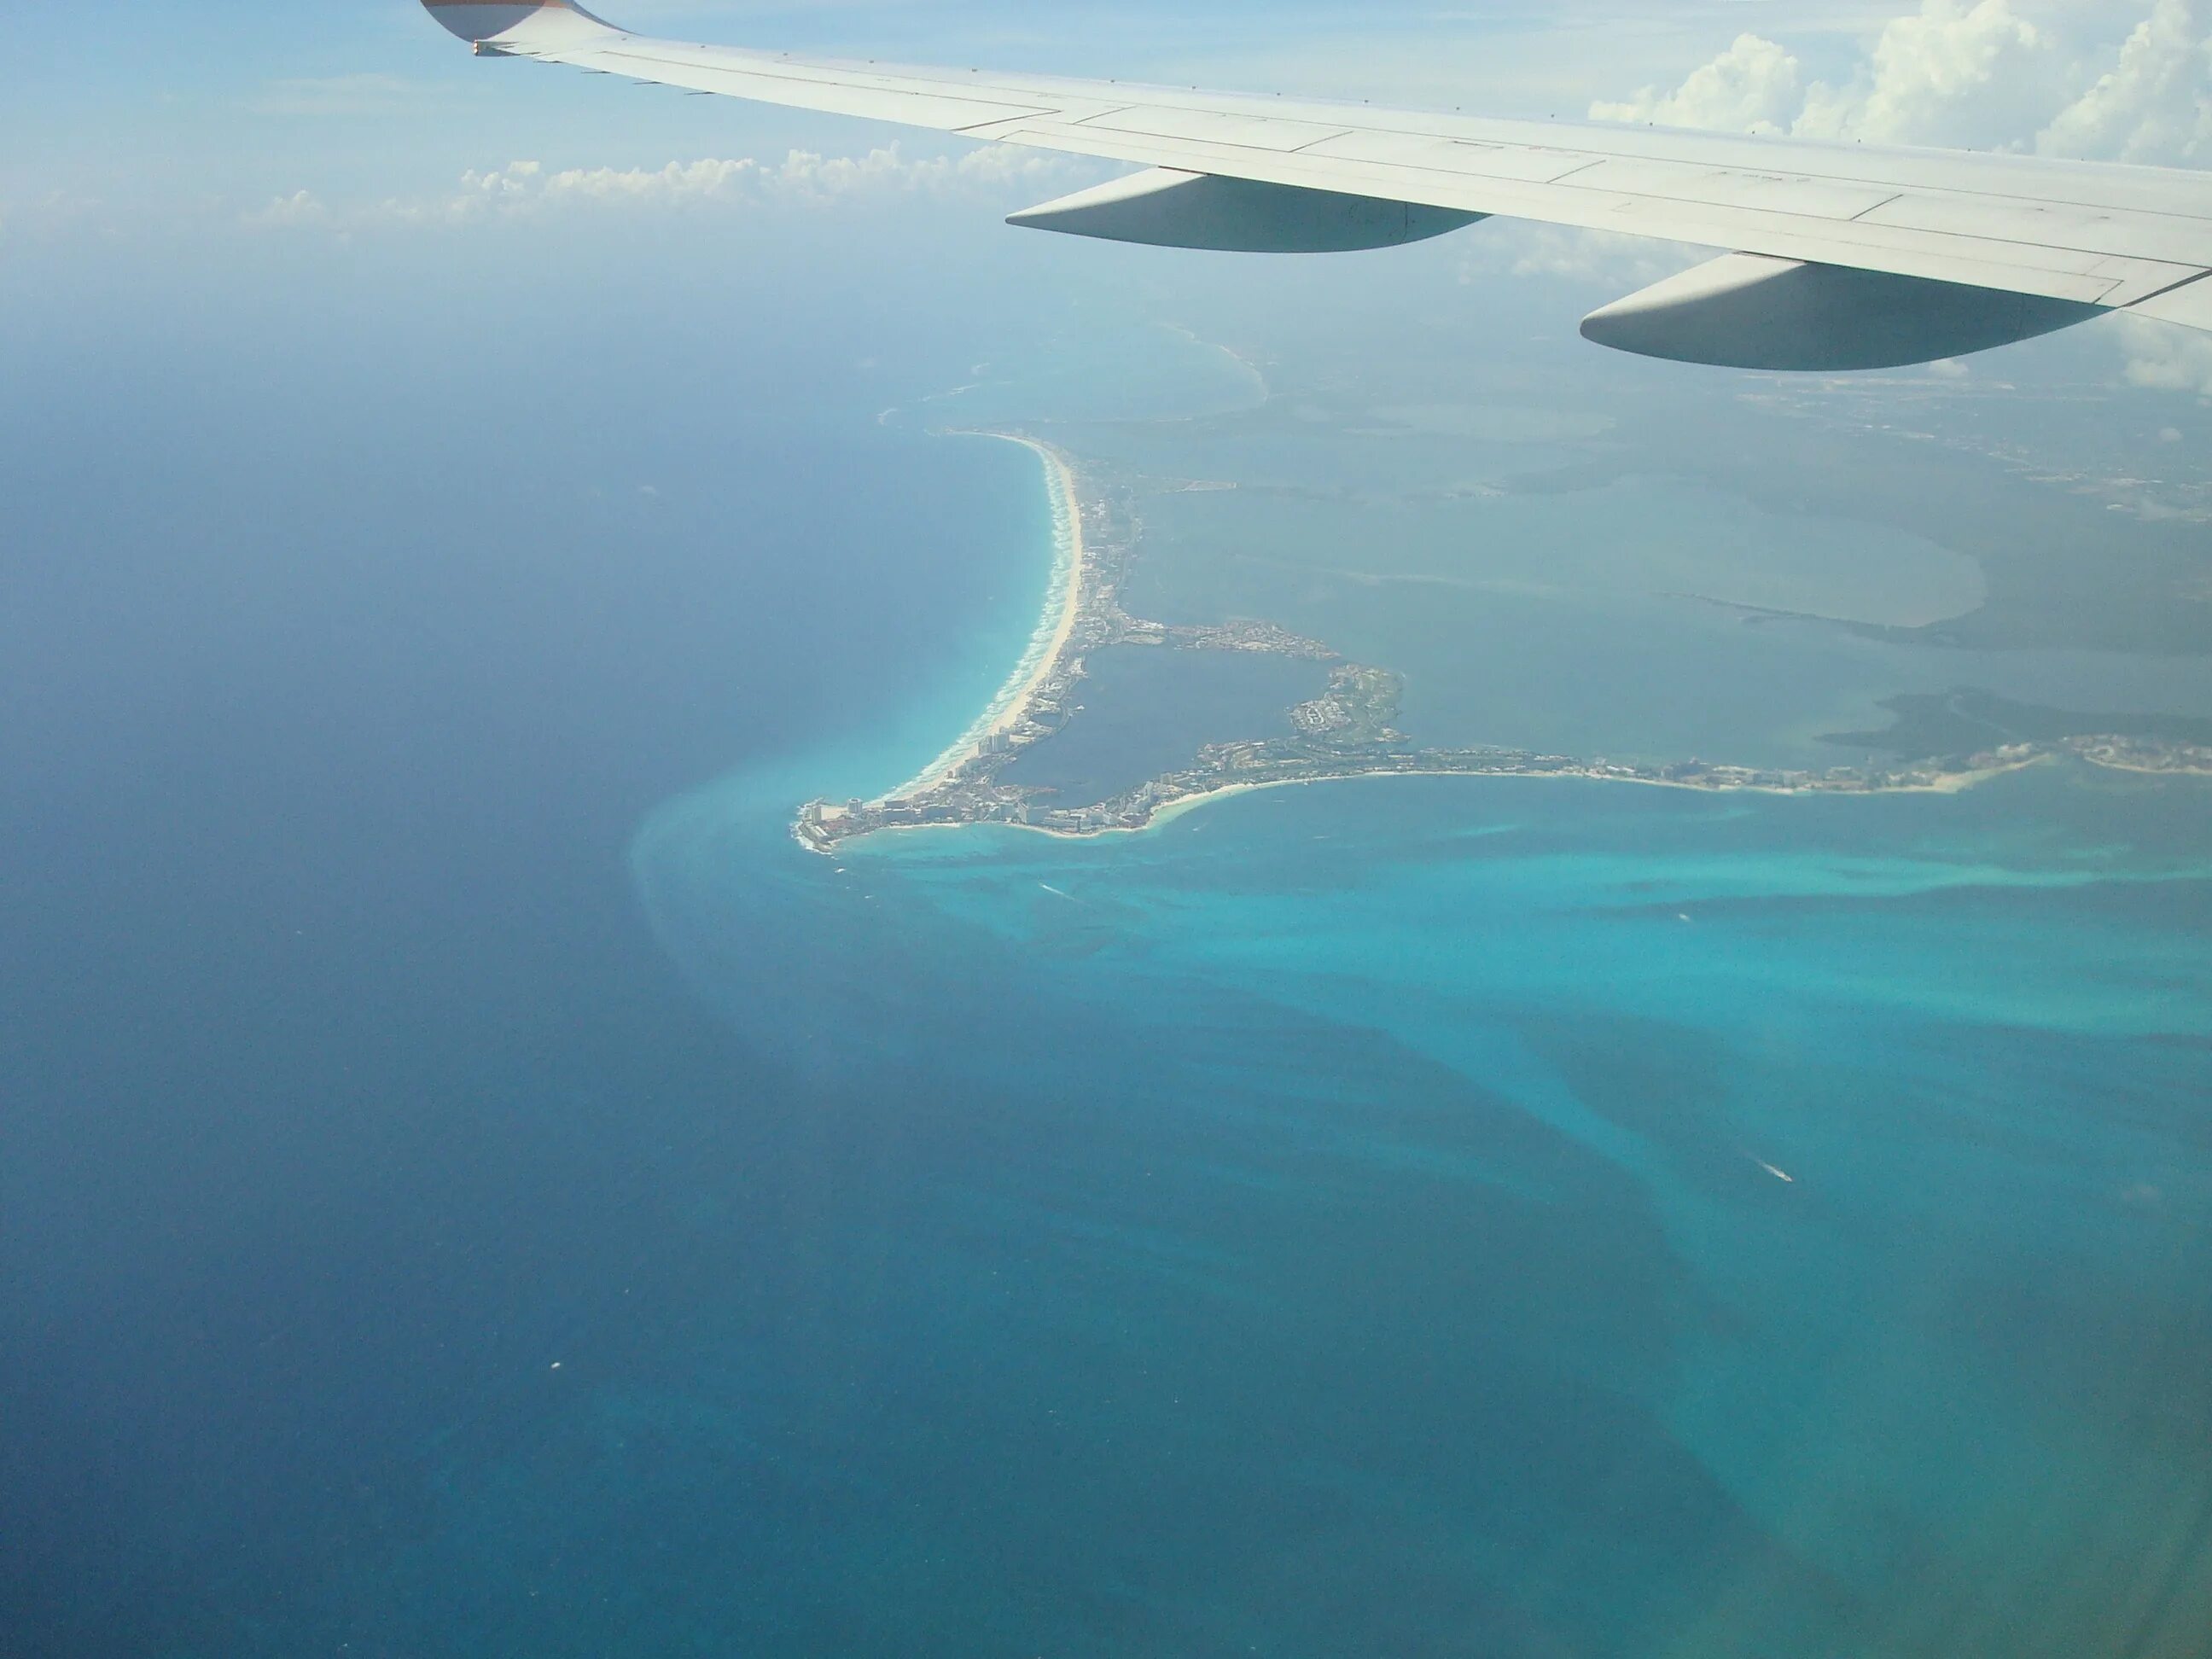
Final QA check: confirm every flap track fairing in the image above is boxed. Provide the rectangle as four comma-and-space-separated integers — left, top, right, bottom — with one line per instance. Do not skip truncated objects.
1580, 253, 2104, 371
1010, 168, 1486, 254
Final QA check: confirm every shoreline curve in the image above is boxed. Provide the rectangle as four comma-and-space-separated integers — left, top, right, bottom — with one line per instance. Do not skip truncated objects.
874, 432, 1086, 805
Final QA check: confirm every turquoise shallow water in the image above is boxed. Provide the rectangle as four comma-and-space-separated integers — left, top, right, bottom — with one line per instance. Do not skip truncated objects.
628, 755, 2212, 1656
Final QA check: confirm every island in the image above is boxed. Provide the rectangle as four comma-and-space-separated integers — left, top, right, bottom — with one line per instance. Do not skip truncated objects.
795, 432, 2212, 855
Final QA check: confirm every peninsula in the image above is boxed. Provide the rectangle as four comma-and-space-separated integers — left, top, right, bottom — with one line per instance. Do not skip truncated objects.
795, 433, 2212, 854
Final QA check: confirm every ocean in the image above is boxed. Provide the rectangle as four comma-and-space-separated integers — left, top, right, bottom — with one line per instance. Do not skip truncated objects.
3, 244, 2209, 1657
635, 758, 2212, 1659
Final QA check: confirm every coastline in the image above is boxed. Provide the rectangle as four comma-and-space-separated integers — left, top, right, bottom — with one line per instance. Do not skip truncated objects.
796, 424, 2211, 858
872, 433, 1088, 804
824, 753, 2062, 854
1004, 742, 2209, 847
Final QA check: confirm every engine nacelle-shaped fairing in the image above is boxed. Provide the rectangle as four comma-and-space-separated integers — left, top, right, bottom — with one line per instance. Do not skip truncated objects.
1581, 253, 2104, 371
1010, 168, 1485, 254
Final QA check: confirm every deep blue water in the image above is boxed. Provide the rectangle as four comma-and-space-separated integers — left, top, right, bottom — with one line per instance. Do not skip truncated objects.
4, 247, 2210, 1658
0, 249, 1053, 1657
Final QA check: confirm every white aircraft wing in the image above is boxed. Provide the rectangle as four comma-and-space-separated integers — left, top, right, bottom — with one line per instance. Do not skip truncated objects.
422, 0, 2212, 371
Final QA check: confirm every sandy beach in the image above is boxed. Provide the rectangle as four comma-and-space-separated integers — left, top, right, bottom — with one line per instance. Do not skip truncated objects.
830, 751, 2060, 854
1058, 757, 2047, 841
870, 433, 1086, 806
984, 438, 1086, 741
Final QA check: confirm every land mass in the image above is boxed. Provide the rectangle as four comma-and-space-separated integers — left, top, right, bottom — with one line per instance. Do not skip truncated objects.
1824, 687, 2212, 760
796, 434, 2212, 854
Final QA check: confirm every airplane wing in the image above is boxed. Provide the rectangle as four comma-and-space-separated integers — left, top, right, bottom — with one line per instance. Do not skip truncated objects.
421, 0, 2212, 371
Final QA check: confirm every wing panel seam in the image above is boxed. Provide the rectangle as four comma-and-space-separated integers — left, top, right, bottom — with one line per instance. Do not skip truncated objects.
2123, 269, 2212, 309
1848, 193, 1906, 223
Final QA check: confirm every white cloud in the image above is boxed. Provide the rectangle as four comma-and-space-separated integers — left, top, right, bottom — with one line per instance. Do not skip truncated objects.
1796, 0, 2063, 147
2116, 314, 2212, 395
1589, 0, 2211, 160
1461, 223, 1696, 289
510, 144, 1076, 208
2036, 0, 2212, 162
0, 189, 110, 247
1591, 33, 1808, 134
253, 144, 1092, 232
245, 189, 334, 230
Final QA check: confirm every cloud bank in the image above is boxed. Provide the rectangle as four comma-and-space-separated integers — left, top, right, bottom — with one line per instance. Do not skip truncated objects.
2039, 0, 2212, 163
2116, 316, 2212, 395
1592, 0, 2210, 162
248, 143, 1088, 232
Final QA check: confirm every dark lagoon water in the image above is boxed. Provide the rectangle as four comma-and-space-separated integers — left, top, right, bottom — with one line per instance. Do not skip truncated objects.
998, 644, 1332, 806
4, 242, 2209, 1658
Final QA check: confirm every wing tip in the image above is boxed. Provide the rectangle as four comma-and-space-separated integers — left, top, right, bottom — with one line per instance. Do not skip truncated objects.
421, 0, 602, 44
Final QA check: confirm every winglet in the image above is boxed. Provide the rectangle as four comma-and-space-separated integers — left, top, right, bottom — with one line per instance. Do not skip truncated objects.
420, 0, 612, 45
